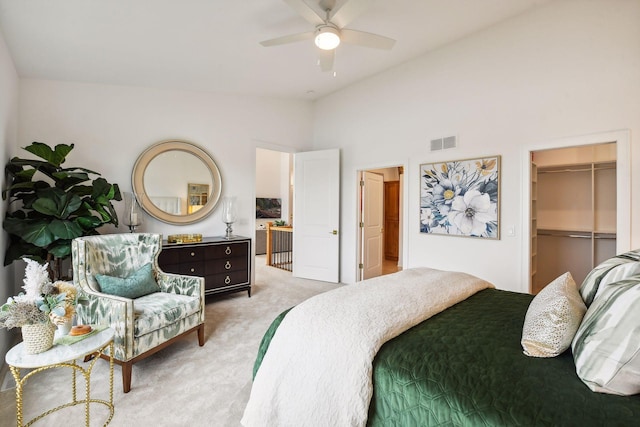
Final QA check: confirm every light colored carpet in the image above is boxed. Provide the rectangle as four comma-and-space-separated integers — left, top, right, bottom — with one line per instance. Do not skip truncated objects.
0, 256, 341, 426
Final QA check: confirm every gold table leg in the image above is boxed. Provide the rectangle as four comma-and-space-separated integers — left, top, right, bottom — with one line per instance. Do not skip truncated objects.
9, 339, 115, 427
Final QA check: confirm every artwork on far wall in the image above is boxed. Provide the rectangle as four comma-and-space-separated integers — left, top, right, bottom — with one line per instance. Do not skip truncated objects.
420, 155, 500, 239
256, 198, 282, 218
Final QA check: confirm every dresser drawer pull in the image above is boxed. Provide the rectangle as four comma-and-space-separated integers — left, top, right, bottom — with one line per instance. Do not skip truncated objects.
225, 261, 232, 270
225, 246, 232, 255
224, 275, 231, 284
190, 268, 195, 273
190, 252, 195, 257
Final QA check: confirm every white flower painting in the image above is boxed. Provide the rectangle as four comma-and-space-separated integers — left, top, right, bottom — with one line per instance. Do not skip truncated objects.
420, 156, 500, 239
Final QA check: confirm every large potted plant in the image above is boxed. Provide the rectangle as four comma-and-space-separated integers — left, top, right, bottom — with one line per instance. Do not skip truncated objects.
2, 142, 122, 280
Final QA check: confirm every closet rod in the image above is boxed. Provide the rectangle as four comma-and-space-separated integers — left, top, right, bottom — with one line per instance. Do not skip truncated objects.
537, 231, 591, 238
538, 164, 616, 174
538, 168, 591, 174
594, 234, 616, 240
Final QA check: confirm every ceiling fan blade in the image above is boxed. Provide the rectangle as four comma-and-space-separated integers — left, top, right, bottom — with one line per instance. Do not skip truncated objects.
317, 48, 335, 72
341, 29, 395, 50
260, 31, 314, 47
283, 0, 325, 26
329, 0, 369, 28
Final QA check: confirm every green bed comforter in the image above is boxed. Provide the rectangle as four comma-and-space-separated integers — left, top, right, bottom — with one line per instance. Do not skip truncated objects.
253, 288, 640, 426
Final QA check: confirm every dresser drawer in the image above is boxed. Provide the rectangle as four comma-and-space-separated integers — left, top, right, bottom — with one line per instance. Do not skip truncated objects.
159, 246, 205, 264
205, 256, 248, 275
206, 242, 249, 259
180, 261, 205, 276
158, 249, 179, 265
178, 247, 205, 262
160, 261, 204, 276
207, 270, 249, 290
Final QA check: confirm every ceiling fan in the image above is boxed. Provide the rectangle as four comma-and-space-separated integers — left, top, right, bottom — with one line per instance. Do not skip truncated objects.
260, 0, 395, 72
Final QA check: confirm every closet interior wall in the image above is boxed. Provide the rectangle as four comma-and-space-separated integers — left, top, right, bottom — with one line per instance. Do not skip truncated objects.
531, 143, 617, 294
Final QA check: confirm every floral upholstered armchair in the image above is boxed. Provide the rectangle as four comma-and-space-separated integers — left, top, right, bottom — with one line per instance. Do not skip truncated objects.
72, 233, 205, 393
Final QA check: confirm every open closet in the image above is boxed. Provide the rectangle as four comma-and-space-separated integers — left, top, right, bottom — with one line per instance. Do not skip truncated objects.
530, 142, 616, 294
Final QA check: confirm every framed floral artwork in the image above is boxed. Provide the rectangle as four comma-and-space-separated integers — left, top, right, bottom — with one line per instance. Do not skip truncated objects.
420, 155, 500, 239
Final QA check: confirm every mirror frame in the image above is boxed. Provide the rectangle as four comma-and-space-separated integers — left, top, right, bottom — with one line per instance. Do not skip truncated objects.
132, 140, 222, 225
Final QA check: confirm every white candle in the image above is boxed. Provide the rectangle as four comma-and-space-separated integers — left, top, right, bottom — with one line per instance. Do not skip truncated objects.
131, 212, 138, 224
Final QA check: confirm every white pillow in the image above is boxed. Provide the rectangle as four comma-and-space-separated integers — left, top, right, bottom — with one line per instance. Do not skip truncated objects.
521, 272, 586, 358
572, 275, 640, 395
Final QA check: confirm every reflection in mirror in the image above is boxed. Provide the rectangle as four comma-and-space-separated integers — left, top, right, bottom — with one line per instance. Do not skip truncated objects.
132, 141, 222, 225
143, 151, 212, 215
187, 183, 209, 214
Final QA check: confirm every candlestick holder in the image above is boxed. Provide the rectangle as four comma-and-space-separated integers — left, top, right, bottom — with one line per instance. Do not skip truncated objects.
123, 192, 143, 233
221, 196, 237, 239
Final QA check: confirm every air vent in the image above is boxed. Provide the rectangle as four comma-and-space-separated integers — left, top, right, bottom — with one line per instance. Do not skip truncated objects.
429, 135, 457, 152
430, 139, 443, 151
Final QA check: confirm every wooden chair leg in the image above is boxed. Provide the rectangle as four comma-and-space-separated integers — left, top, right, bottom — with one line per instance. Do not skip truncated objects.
197, 324, 205, 346
122, 361, 133, 393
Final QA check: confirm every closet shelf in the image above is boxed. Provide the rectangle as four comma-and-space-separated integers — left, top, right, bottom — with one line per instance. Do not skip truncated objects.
538, 161, 616, 174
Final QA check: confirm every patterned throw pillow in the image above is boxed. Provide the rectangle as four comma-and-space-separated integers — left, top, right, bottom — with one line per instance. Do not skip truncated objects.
579, 249, 640, 307
95, 263, 160, 299
521, 272, 587, 358
572, 275, 640, 395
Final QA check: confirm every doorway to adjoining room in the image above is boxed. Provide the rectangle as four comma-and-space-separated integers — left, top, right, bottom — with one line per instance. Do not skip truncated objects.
357, 166, 404, 281
255, 147, 293, 274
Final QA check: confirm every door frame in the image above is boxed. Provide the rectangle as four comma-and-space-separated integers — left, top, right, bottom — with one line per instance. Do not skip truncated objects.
356, 163, 408, 282
521, 129, 631, 292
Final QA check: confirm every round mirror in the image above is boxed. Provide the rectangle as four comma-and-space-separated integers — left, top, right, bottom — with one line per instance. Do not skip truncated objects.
132, 140, 222, 225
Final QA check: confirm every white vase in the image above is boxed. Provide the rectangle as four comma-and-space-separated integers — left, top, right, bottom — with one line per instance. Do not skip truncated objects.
57, 318, 73, 336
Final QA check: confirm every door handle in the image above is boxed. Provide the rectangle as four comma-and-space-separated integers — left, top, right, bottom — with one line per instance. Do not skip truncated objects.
330, 230, 338, 235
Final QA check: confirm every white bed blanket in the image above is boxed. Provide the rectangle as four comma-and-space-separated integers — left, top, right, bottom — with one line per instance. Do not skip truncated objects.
241, 267, 494, 427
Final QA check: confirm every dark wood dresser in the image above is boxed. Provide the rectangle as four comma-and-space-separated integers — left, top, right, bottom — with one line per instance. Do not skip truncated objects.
158, 236, 252, 297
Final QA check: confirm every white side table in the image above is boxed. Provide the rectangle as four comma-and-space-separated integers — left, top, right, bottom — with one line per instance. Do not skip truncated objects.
5, 327, 115, 427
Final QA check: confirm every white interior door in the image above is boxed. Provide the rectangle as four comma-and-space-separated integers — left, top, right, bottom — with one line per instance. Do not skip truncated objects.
293, 149, 340, 283
361, 171, 383, 280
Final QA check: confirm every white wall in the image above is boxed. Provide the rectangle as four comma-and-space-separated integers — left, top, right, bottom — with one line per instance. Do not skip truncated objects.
17, 80, 314, 244
0, 28, 20, 362
313, 0, 640, 289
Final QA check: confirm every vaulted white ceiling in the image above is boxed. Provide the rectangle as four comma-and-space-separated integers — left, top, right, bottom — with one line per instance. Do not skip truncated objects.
0, 0, 551, 100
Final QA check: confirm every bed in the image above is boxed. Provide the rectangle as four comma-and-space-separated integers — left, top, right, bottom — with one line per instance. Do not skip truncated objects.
242, 258, 640, 426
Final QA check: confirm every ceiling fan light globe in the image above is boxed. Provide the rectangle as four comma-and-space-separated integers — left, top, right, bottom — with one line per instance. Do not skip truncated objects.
315, 27, 341, 50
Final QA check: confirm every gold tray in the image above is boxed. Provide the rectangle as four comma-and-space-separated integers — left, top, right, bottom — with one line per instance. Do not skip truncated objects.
167, 234, 203, 244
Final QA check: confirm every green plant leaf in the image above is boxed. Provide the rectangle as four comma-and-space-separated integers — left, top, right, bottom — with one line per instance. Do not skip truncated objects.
51, 306, 66, 317
2, 240, 46, 266
14, 168, 37, 180
60, 166, 99, 175
77, 215, 102, 229
75, 184, 94, 195
60, 194, 83, 218
48, 240, 72, 259
33, 189, 82, 219
49, 219, 83, 239
94, 204, 111, 221
91, 178, 112, 199
3, 217, 55, 248
52, 170, 92, 190
31, 198, 59, 217
24, 142, 74, 167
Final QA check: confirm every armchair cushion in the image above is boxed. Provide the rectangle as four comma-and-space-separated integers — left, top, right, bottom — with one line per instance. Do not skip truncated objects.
95, 263, 160, 299
133, 292, 201, 337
